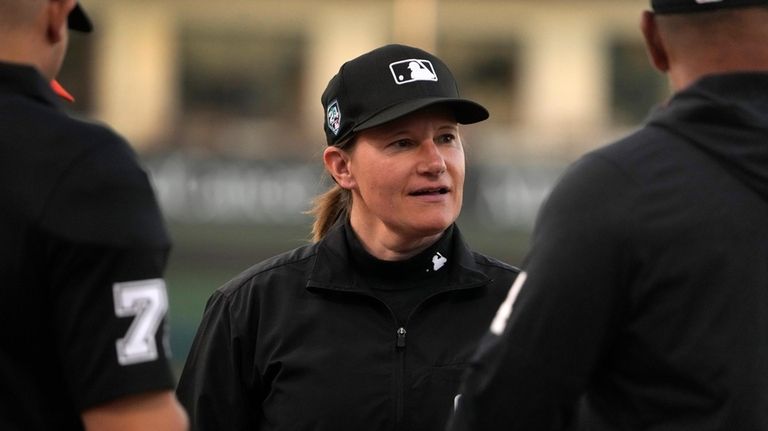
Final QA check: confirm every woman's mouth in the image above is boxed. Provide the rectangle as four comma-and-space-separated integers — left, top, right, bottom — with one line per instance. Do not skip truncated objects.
410, 187, 450, 196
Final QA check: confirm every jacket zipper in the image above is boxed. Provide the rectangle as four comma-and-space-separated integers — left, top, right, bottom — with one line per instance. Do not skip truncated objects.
325, 290, 409, 428
391, 285, 482, 428
395, 326, 407, 427
308, 283, 486, 428
327, 290, 408, 428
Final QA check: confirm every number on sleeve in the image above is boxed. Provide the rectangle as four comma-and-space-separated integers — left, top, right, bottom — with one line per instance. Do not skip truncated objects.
112, 279, 169, 366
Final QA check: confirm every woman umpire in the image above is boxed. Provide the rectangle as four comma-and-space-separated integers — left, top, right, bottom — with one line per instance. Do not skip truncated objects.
176, 44, 519, 431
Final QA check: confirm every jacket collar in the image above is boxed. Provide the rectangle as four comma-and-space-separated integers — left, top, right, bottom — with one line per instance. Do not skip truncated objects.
0, 61, 62, 108
306, 221, 490, 294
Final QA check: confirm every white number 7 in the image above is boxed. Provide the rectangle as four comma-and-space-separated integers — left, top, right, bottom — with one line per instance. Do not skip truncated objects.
112, 279, 169, 366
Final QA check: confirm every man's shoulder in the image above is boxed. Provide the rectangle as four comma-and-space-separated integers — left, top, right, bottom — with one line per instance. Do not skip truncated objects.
52, 110, 132, 155
34, 116, 166, 247
0, 98, 161, 242
557, 123, 685, 191
588, 121, 709, 187
3, 97, 134, 169
592, 124, 667, 163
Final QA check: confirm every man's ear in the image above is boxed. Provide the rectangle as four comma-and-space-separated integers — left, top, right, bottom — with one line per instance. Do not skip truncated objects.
641, 10, 670, 72
323, 146, 356, 190
46, 0, 75, 43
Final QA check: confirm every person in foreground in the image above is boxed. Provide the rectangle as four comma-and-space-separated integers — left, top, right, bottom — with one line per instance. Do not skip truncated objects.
449, 0, 768, 430
0, 1, 188, 430
176, 44, 519, 431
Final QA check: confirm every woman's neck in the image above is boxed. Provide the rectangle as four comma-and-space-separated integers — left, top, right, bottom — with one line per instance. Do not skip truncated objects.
348, 214, 445, 261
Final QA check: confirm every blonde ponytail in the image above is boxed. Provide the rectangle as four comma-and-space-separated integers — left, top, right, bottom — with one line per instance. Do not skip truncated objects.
308, 183, 352, 242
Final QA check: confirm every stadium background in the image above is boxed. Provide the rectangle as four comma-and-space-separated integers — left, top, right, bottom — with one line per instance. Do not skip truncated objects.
58, 0, 663, 375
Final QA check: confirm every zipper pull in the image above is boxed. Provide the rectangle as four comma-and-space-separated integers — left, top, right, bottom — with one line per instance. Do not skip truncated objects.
396, 327, 407, 349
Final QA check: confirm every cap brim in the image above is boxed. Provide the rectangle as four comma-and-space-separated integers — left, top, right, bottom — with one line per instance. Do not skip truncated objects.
352, 98, 489, 133
652, 0, 768, 13
68, 3, 93, 33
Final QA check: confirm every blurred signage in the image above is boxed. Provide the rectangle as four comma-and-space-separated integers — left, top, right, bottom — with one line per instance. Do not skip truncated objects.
145, 155, 563, 228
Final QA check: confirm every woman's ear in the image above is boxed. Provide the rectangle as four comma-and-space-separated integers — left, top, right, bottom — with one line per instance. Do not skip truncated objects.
323, 146, 356, 189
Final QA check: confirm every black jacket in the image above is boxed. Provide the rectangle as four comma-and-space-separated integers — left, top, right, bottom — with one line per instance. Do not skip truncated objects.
450, 73, 768, 430
177, 222, 519, 431
0, 62, 174, 431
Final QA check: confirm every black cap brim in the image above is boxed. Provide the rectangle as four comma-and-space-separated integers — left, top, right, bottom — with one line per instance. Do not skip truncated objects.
652, 0, 768, 14
352, 98, 489, 134
68, 3, 93, 33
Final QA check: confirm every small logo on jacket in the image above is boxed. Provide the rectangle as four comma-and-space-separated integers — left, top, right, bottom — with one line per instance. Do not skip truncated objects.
432, 252, 447, 271
389, 59, 438, 85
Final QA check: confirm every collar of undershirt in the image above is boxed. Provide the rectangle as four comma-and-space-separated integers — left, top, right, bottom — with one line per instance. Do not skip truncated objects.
343, 221, 454, 290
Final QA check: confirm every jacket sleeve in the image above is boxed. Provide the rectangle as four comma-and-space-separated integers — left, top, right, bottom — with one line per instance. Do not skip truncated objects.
41, 130, 175, 410
176, 289, 261, 431
449, 154, 634, 430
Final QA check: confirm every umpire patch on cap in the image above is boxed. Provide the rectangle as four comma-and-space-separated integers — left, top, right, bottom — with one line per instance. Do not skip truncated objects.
389, 59, 438, 85
327, 100, 341, 136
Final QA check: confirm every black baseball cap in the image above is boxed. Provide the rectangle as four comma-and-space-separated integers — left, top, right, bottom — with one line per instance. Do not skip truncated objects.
652, 0, 768, 14
68, 2, 93, 33
321, 44, 489, 146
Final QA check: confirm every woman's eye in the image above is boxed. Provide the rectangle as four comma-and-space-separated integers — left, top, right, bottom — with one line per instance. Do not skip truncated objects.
437, 134, 456, 144
391, 139, 412, 148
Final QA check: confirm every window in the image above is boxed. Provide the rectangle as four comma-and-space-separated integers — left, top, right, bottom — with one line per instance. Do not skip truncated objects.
181, 28, 303, 116
177, 27, 306, 157
438, 39, 521, 124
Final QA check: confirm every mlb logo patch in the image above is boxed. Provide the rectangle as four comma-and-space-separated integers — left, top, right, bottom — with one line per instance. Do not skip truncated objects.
389, 59, 438, 85
327, 100, 341, 135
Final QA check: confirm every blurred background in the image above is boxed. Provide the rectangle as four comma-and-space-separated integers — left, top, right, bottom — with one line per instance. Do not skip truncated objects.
58, 0, 667, 375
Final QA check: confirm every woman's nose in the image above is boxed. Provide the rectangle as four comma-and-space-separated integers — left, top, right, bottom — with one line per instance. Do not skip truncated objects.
417, 140, 447, 175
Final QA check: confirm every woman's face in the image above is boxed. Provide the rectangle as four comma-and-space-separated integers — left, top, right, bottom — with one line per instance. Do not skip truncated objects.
332, 107, 465, 248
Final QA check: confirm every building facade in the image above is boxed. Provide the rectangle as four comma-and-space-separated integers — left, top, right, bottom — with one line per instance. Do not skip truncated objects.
62, 0, 663, 162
